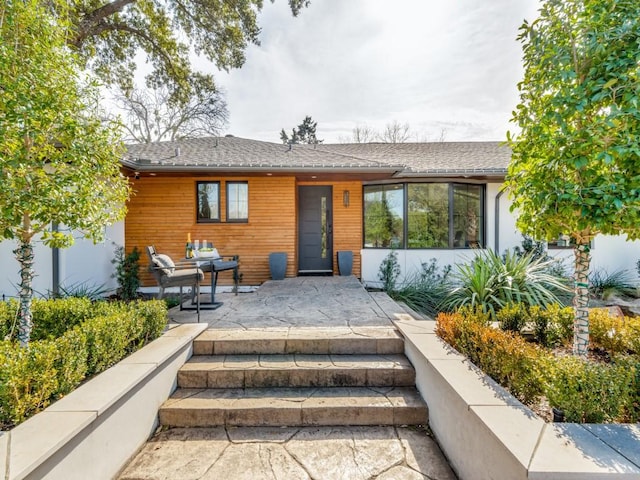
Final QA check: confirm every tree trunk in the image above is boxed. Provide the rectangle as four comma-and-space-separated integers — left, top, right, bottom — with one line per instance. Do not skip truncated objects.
572, 242, 591, 357
14, 239, 35, 347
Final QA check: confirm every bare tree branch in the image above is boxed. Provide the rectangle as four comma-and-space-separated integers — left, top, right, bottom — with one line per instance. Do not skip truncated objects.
378, 120, 412, 143
114, 83, 228, 143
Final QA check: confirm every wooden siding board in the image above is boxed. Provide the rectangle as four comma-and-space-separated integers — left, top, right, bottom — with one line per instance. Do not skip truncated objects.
126, 176, 362, 287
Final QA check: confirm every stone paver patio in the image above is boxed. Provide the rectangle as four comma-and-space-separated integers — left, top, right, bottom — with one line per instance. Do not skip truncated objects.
167, 276, 401, 329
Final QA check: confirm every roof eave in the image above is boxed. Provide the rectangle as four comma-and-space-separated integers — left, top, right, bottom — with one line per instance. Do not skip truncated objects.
122, 162, 402, 175
394, 169, 507, 179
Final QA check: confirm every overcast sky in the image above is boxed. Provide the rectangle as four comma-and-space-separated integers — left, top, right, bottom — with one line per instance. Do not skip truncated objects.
209, 0, 540, 144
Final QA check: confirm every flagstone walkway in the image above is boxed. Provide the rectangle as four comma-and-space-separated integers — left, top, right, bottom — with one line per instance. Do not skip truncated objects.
167, 275, 400, 329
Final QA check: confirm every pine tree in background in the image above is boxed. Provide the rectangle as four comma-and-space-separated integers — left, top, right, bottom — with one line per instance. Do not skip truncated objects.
280, 116, 322, 145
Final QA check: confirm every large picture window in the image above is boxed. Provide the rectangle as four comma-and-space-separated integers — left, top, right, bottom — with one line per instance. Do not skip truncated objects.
364, 182, 485, 249
226, 181, 248, 222
196, 181, 220, 222
363, 184, 404, 248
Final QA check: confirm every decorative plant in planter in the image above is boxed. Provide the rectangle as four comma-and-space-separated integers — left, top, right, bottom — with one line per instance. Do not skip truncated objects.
436, 306, 640, 423
440, 250, 569, 319
112, 244, 141, 301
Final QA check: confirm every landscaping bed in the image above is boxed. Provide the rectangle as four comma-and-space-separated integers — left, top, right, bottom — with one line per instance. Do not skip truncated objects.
435, 305, 640, 423
0, 297, 167, 429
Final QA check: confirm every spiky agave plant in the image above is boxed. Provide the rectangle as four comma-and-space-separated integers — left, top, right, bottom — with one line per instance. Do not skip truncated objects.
441, 250, 569, 319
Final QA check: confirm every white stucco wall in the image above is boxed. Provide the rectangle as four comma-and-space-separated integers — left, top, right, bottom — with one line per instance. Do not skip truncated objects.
0, 222, 125, 300
361, 182, 640, 287
0, 237, 54, 300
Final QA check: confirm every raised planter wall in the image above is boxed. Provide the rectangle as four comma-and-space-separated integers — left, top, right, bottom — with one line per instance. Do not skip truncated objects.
0, 323, 207, 480
393, 314, 640, 480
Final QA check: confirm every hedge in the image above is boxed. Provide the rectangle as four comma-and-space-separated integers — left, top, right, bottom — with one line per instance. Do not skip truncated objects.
0, 300, 167, 429
436, 307, 639, 423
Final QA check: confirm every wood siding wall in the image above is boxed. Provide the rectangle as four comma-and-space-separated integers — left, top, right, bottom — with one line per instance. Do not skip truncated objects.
126, 175, 362, 287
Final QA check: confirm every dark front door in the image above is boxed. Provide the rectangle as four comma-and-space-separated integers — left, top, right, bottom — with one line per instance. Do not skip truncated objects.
298, 186, 333, 274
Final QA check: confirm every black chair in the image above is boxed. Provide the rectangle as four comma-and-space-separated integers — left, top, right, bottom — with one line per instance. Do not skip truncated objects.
195, 251, 239, 306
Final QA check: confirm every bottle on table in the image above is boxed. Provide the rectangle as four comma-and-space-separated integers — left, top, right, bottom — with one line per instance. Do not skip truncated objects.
186, 233, 193, 258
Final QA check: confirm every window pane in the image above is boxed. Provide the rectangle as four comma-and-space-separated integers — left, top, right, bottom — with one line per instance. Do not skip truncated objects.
363, 184, 404, 248
227, 182, 248, 221
548, 234, 575, 248
197, 182, 220, 222
321, 195, 327, 259
407, 184, 449, 248
453, 184, 483, 248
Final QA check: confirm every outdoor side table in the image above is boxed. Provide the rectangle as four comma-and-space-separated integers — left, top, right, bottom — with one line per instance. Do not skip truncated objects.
181, 256, 239, 310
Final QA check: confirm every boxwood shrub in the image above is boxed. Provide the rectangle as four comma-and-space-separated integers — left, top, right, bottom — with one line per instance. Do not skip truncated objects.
437, 309, 550, 405
0, 299, 167, 429
589, 308, 640, 355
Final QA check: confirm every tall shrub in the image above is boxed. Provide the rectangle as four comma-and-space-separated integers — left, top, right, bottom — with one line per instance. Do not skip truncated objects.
112, 245, 141, 301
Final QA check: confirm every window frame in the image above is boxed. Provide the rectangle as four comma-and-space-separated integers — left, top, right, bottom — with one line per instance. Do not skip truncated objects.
226, 181, 249, 223
196, 181, 221, 223
363, 182, 486, 250
450, 183, 485, 250
547, 234, 593, 249
362, 183, 405, 248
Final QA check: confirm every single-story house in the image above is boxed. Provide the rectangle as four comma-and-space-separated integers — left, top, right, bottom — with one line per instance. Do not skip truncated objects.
1, 136, 639, 297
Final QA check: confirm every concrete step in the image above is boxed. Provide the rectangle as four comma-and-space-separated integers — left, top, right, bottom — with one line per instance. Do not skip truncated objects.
159, 387, 427, 427
192, 327, 405, 356
178, 354, 416, 389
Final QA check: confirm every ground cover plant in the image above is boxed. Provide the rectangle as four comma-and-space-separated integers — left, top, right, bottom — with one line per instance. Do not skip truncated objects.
390, 258, 452, 318
0, 298, 167, 429
436, 306, 640, 423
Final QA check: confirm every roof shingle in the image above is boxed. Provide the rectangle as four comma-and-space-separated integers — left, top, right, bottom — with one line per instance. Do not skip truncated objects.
124, 137, 510, 176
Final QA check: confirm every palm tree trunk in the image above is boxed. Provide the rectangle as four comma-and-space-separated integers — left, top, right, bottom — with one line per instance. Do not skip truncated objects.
13, 239, 35, 347
572, 242, 591, 357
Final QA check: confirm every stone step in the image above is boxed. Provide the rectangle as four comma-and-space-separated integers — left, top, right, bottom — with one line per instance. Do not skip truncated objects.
192, 327, 405, 356
159, 387, 427, 427
178, 354, 416, 389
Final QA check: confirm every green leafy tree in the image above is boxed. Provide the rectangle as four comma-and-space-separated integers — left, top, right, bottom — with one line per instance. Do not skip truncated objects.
0, 0, 130, 346
506, 0, 640, 357
65, 0, 310, 105
280, 116, 322, 145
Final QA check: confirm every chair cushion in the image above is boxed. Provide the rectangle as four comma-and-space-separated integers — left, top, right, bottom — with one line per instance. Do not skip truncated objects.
159, 268, 204, 287
211, 260, 238, 272
152, 254, 175, 275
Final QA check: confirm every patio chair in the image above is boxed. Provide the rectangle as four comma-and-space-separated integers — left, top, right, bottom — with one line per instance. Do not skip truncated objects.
145, 246, 204, 311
